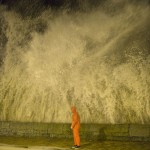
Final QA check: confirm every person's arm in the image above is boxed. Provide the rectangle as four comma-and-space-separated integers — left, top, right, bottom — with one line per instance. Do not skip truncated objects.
71, 113, 78, 129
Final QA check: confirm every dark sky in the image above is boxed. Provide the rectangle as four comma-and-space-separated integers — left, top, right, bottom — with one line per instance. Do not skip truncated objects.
0, 0, 149, 19
1, 0, 149, 9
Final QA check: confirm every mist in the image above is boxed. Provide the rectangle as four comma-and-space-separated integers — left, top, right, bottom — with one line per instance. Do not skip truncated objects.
0, 0, 150, 123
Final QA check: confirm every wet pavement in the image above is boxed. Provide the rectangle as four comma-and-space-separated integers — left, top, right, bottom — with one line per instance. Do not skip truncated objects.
0, 136, 150, 150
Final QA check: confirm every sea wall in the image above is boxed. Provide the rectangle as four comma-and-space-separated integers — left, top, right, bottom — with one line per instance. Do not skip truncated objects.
0, 122, 149, 141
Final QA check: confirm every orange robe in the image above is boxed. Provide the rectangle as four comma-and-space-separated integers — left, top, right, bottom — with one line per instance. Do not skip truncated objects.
71, 107, 80, 146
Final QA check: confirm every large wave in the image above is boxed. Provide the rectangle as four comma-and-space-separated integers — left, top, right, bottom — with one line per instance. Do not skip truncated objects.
0, 0, 150, 123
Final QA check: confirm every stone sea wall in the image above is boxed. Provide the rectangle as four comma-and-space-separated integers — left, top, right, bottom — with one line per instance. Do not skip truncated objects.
0, 122, 149, 141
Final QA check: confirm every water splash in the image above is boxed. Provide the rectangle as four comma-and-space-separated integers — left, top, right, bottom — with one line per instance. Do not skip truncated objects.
0, 2, 150, 123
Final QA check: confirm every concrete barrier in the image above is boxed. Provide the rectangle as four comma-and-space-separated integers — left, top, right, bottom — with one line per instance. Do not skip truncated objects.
0, 121, 149, 141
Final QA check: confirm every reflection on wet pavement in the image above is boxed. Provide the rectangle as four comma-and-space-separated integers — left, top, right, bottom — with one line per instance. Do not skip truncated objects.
0, 136, 150, 150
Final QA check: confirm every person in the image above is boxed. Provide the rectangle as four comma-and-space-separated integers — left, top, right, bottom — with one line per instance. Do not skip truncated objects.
71, 106, 80, 149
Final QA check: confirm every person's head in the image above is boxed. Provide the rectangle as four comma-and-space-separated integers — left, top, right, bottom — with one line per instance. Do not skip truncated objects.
71, 106, 76, 113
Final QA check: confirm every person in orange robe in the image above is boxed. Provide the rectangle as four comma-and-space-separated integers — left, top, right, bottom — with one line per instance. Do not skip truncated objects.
71, 106, 80, 149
